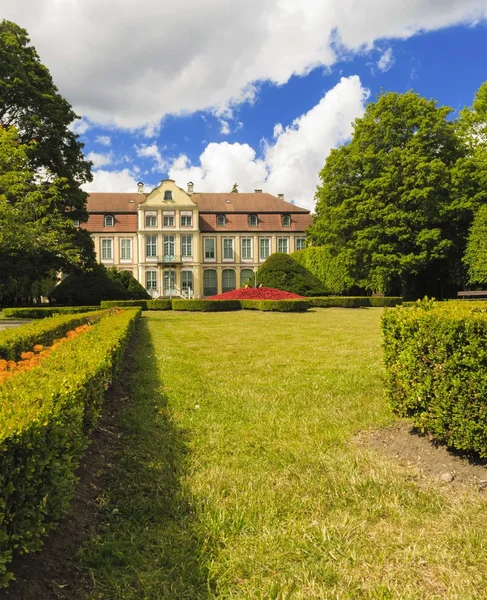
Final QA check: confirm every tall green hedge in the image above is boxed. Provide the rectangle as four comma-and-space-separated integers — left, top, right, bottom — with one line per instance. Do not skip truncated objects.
382, 299, 487, 457
0, 308, 140, 586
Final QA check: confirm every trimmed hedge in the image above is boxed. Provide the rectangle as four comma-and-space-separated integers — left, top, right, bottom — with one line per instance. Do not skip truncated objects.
0, 307, 140, 586
101, 300, 149, 309
382, 299, 487, 457
0, 310, 105, 361
240, 299, 310, 312
308, 296, 402, 308
172, 299, 241, 312
146, 299, 172, 311
2, 306, 99, 319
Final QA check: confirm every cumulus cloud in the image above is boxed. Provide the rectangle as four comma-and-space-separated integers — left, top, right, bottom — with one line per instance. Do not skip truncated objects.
82, 168, 141, 192
86, 151, 113, 168
377, 48, 395, 72
3, 0, 486, 129
169, 76, 368, 211
135, 143, 167, 171
95, 135, 111, 146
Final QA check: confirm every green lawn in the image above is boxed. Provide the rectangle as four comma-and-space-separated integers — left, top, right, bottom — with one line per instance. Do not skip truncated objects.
80, 309, 487, 599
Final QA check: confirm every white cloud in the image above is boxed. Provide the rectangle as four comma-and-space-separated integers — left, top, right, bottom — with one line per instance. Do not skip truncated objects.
69, 118, 91, 135
169, 76, 368, 211
219, 120, 231, 135
377, 48, 395, 72
95, 135, 111, 146
135, 143, 167, 170
3, 0, 486, 129
86, 151, 113, 168
82, 169, 140, 192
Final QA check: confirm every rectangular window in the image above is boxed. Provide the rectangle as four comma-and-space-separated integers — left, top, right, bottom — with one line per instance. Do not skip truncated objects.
181, 270, 193, 296
223, 238, 234, 260
101, 238, 113, 261
259, 238, 270, 260
181, 235, 193, 257
145, 214, 157, 227
163, 235, 175, 259
146, 235, 157, 258
72, 219, 80, 227
241, 238, 252, 260
181, 211, 193, 227
278, 238, 289, 254
146, 271, 157, 291
120, 238, 132, 260
163, 215, 174, 227
163, 270, 176, 295
204, 238, 215, 260
295, 238, 306, 251
203, 270, 217, 296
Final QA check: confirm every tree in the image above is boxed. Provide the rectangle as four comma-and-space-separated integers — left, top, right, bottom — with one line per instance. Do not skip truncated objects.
309, 91, 465, 298
0, 127, 94, 305
0, 20, 92, 217
253, 253, 328, 296
463, 204, 487, 285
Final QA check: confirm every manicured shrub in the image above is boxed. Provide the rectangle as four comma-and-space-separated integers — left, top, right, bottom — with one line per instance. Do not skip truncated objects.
146, 299, 172, 310
172, 299, 241, 312
369, 297, 403, 307
382, 299, 487, 457
255, 300, 310, 312
292, 247, 352, 294
0, 308, 140, 586
2, 306, 99, 319
253, 253, 328, 297
209, 286, 304, 300
0, 310, 105, 361
108, 269, 150, 300
101, 300, 148, 309
308, 296, 371, 308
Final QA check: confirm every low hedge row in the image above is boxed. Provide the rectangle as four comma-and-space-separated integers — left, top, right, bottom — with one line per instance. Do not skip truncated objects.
0, 307, 140, 586
382, 299, 487, 457
100, 299, 173, 310
147, 299, 172, 310
308, 296, 402, 308
240, 299, 310, 312
2, 306, 100, 319
0, 310, 105, 361
172, 299, 241, 312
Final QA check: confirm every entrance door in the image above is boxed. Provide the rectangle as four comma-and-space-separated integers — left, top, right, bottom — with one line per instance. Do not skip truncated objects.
163, 270, 177, 296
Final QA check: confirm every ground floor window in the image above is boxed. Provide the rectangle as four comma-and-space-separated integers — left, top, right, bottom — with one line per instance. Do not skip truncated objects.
163, 269, 177, 296
295, 237, 306, 251
146, 270, 157, 291
203, 269, 217, 296
240, 268, 254, 287
260, 238, 270, 260
277, 238, 289, 254
181, 270, 193, 296
222, 269, 236, 293
101, 238, 113, 261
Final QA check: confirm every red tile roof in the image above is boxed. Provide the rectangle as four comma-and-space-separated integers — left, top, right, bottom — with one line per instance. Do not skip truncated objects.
199, 212, 312, 232
81, 214, 138, 233
192, 192, 309, 213
86, 193, 145, 213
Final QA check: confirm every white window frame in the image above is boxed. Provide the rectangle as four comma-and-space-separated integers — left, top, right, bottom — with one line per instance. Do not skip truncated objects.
203, 269, 217, 296
120, 238, 132, 262
145, 213, 157, 227
248, 214, 258, 227
163, 215, 175, 227
295, 237, 306, 251
277, 237, 289, 254
259, 238, 271, 261
104, 215, 114, 227
241, 238, 253, 261
163, 235, 175, 259
216, 214, 226, 227
240, 268, 254, 287
181, 235, 193, 258
72, 219, 80, 227
146, 270, 157, 291
101, 238, 113, 262
282, 214, 291, 227
181, 211, 193, 227
222, 238, 234, 261
204, 237, 216, 262
222, 269, 236, 293
146, 235, 157, 260
181, 270, 193, 297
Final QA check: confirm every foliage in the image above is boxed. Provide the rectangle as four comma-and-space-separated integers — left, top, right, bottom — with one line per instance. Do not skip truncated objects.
253, 253, 328, 297
146, 299, 172, 310
0, 308, 138, 587
240, 299, 310, 312
172, 299, 241, 312
382, 299, 487, 456
0, 310, 104, 361
307, 296, 402, 308
108, 269, 150, 300
49, 264, 130, 306
292, 247, 352, 294
101, 300, 149, 309
2, 306, 99, 319
463, 204, 487, 285
309, 91, 466, 299
368, 296, 403, 307
231, 183, 239, 193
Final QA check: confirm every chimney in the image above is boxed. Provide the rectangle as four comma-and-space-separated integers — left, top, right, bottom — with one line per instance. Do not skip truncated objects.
254, 188, 262, 193
187, 181, 194, 195
278, 193, 284, 200
137, 181, 144, 194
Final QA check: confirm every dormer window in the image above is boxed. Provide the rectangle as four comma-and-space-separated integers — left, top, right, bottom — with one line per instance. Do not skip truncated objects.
217, 214, 226, 227
282, 214, 291, 227
248, 214, 258, 227
72, 219, 80, 228
164, 190, 173, 201
104, 215, 114, 227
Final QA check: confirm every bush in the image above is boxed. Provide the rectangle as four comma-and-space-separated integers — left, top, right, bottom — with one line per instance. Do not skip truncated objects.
172, 299, 241, 312
369, 297, 403, 307
292, 247, 353, 294
0, 308, 140, 585
243, 300, 310, 312
0, 310, 105, 361
2, 306, 99, 319
254, 253, 328, 297
108, 269, 150, 300
101, 300, 148, 309
146, 299, 172, 311
382, 299, 487, 457
308, 296, 370, 308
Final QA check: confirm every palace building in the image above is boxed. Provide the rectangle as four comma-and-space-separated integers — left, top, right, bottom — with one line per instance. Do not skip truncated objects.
82, 180, 312, 298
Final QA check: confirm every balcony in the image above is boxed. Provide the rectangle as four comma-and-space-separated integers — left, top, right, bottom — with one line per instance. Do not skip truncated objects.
157, 255, 182, 265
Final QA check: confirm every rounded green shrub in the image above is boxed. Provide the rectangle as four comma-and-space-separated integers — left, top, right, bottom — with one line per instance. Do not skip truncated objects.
254, 253, 328, 297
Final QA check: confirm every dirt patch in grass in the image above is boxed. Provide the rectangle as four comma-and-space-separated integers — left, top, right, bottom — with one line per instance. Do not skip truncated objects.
357, 420, 487, 491
0, 345, 135, 600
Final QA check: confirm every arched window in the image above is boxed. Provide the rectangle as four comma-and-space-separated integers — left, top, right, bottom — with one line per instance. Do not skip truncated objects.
222, 269, 236, 293
240, 269, 254, 287
217, 214, 226, 227
248, 214, 258, 227
281, 214, 291, 227
104, 214, 114, 227
203, 269, 217, 296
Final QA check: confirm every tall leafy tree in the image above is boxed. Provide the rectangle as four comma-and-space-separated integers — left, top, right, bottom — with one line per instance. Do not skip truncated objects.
0, 20, 92, 217
309, 91, 465, 298
463, 204, 487, 285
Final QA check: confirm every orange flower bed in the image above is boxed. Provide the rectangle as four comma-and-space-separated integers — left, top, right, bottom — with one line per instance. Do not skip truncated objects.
0, 323, 93, 384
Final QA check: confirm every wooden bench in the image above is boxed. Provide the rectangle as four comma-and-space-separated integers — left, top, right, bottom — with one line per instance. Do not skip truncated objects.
458, 291, 487, 298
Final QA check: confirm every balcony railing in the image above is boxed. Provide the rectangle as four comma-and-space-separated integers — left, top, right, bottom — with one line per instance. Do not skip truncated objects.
157, 255, 182, 264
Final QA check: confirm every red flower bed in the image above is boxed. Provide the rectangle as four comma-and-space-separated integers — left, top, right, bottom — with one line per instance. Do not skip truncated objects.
208, 286, 304, 300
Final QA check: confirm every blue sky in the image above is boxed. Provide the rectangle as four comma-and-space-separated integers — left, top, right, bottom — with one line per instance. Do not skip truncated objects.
3, 0, 487, 210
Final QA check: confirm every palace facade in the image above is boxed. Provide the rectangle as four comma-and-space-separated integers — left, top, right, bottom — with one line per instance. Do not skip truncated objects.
82, 180, 312, 298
